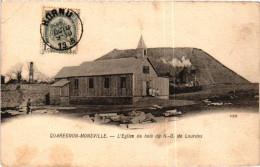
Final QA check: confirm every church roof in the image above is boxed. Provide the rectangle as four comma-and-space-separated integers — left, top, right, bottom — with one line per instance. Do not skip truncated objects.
54, 57, 145, 79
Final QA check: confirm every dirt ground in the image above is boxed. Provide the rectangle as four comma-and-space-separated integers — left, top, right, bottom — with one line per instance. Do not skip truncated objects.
1, 86, 258, 125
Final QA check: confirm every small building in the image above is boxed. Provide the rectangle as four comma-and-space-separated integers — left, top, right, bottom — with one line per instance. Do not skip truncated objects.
50, 36, 169, 105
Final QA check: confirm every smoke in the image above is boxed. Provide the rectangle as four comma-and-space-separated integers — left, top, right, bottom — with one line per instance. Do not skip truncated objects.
162, 56, 191, 67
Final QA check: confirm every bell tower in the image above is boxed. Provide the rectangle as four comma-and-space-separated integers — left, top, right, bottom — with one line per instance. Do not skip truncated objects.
136, 35, 147, 59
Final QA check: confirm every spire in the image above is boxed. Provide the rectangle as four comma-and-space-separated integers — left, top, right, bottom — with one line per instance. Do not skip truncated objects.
137, 35, 146, 49
136, 35, 147, 59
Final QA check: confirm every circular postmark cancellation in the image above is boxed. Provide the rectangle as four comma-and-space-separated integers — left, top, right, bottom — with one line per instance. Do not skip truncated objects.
40, 8, 83, 51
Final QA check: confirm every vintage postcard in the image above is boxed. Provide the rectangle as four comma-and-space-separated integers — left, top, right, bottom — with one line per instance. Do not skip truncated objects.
1, 1, 259, 167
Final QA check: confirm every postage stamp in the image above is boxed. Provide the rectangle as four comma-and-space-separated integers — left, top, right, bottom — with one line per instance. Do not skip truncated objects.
40, 7, 83, 54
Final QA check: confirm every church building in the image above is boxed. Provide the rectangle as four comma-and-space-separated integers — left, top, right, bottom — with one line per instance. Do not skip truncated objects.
50, 36, 169, 105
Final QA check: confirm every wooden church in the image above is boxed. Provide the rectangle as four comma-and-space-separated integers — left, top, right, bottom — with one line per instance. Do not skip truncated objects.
50, 36, 169, 105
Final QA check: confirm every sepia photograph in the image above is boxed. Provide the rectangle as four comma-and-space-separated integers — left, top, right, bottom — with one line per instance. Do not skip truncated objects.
1, 1, 259, 166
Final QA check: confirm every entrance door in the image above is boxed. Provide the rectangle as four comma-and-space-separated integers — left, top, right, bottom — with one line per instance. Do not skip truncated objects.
146, 81, 150, 96
45, 93, 50, 105
142, 81, 150, 96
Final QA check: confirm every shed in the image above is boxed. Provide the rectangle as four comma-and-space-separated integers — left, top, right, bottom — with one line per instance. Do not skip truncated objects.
50, 79, 70, 105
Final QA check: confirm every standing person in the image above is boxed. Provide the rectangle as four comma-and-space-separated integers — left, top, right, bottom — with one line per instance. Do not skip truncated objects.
26, 99, 31, 114
156, 89, 160, 97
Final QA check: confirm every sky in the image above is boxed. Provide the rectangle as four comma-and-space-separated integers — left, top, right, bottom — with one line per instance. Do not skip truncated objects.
1, 1, 259, 82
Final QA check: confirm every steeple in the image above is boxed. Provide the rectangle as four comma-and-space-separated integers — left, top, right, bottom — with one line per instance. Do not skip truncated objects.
136, 35, 147, 59
137, 35, 146, 49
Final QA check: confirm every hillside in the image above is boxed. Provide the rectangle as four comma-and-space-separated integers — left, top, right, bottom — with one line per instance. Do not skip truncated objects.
96, 47, 250, 85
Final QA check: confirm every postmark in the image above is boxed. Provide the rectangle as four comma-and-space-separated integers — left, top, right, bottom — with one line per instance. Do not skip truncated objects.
40, 7, 83, 54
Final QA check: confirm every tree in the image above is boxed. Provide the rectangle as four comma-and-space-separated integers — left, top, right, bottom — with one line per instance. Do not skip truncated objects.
6, 62, 52, 84
5, 63, 23, 83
